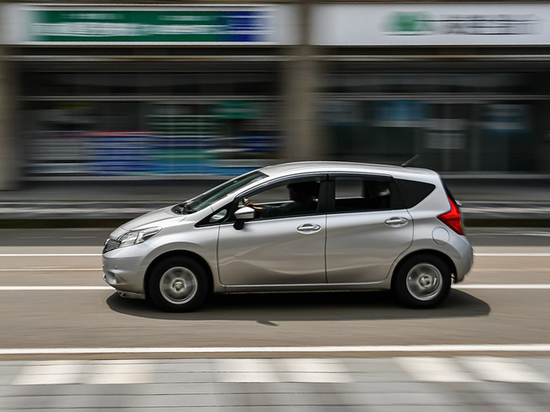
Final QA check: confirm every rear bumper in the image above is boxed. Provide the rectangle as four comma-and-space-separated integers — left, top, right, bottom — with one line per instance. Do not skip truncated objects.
451, 235, 474, 283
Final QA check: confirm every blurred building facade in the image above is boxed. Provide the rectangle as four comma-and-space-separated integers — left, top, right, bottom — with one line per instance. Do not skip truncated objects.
1, 1, 550, 188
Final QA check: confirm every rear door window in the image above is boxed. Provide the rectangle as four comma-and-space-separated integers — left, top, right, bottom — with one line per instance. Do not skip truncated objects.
332, 176, 402, 212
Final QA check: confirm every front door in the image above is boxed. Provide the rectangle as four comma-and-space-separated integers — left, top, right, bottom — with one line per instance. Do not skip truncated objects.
217, 177, 326, 285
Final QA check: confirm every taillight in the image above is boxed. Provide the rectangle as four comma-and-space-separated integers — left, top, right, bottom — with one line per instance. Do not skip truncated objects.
438, 197, 464, 235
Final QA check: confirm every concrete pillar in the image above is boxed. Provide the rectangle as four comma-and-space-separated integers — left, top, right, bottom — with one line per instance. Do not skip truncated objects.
282, 0, 321, 161
540, 100, 550, 173
0, 46, 18, 190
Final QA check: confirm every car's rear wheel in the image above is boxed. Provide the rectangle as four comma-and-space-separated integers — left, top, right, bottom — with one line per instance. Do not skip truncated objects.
148, 256, 209, 312
392, 254, 451, 308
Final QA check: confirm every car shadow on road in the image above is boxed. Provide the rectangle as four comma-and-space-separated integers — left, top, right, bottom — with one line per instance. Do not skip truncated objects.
106, 289, 490, 321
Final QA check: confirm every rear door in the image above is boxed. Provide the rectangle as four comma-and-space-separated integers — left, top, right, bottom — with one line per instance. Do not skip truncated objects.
325, 175, 413, 283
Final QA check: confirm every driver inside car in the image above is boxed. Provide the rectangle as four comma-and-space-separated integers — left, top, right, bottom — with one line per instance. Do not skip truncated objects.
244, 181, 319, 218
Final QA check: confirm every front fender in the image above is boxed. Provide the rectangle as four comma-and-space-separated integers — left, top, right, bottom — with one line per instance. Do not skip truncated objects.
138, 225, 222, 294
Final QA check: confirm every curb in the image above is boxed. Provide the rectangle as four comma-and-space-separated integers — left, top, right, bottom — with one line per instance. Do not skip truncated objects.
0, 218, 129, 229
464, 217, 550, 228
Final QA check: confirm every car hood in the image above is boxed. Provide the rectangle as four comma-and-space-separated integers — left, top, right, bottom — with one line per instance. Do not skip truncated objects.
110, 206, 185, 238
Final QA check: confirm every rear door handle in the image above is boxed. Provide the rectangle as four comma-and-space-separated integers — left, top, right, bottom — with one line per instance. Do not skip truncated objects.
385, 217, 408, 227
297, 224, 322, 234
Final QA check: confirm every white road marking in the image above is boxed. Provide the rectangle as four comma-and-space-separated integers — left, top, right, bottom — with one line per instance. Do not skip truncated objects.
0, 286, 112, 291
0, 254, 100, 257
12, 361, 83, 385
461, 357, 550, 383
0, 268, 100, 272
0, 252, 548, 258
9, 268, 540, 273
86, 361, 154, 385
8, 358, 550, 387
455, 284, 550, 289
12, 360, 154, 385
396, 357, 476, 382
475, 253, 550, 257
280, 358, 352, 383
0, 284, 548, 292
2, 344, 550, 356
217, 359, 279, 383
474, 268, 550, 272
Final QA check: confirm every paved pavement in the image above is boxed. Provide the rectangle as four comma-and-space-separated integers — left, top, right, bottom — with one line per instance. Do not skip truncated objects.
0, 177, 548, 226
1, 357, 550, 411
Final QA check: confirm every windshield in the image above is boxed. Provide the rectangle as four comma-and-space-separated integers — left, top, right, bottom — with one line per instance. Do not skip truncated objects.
185, 170, 267, 213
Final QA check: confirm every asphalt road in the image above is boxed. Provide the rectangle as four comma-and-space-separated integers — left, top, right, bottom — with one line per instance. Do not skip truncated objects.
0, 228, 549, 410
0, 227, 548, 356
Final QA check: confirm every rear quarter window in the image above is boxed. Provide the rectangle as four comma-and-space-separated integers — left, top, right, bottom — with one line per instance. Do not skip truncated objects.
395, 179, 436, 208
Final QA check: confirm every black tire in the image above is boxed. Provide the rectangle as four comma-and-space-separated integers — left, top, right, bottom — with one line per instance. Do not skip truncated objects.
392, 254, 452, 308
147, 256, 209, 312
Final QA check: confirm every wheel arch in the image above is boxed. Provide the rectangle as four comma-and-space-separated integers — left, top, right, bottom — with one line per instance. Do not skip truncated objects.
144, 250, 214, 299
391, 249, 457, 288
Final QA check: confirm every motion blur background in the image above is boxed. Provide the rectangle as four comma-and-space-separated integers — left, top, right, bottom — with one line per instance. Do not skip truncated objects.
0, 0, 549, 190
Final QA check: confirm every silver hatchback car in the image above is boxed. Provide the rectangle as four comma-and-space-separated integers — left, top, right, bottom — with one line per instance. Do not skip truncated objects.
103, 162, 473, 312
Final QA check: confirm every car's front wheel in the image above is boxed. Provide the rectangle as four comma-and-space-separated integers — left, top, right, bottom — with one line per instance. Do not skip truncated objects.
392, 254, 451, 308
148, 256, 209, 312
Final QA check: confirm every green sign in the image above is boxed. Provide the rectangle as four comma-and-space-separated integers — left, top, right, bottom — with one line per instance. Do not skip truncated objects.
27, 9, 272, 43
384, 12, 434, 35
214, 101, 259, 120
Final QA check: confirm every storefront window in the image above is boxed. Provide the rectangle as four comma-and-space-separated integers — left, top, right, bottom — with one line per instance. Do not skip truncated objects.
321, 73, 540, 96
320, 71, 542, 172
21, 71, 278, 97
19, 63, 282, 178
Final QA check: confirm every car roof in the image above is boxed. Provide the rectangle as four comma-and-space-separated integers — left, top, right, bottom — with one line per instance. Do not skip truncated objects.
259, 161, 439, 182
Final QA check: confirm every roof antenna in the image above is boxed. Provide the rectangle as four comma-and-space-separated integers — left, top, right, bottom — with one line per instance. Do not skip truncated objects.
401, 154, 421, 167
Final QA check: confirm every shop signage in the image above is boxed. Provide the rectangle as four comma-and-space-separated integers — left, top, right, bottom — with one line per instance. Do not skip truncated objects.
3, 5, 296, 45
384, 12, 538, 36
214, 101, 259, 120
313, 4, 550, 46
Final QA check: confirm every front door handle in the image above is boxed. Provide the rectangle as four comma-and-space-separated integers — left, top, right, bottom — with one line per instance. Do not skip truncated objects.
385, 217, 408, 227
297, 224, 322, 234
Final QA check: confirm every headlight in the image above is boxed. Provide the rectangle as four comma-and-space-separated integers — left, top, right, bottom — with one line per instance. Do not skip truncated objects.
118, 227, 161, 249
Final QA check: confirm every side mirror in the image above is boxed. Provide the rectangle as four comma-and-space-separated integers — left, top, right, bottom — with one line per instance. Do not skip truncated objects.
234, 206, 255, 230
235, 206, 255, 220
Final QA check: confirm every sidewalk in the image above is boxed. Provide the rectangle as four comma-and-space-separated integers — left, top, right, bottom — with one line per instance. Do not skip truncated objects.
0, 177, 549, 227
4, 355, 550, 412
2, 356, 550, 410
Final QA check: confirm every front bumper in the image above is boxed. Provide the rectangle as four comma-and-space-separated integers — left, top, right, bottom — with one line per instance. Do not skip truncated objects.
102, 242, 150, 297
